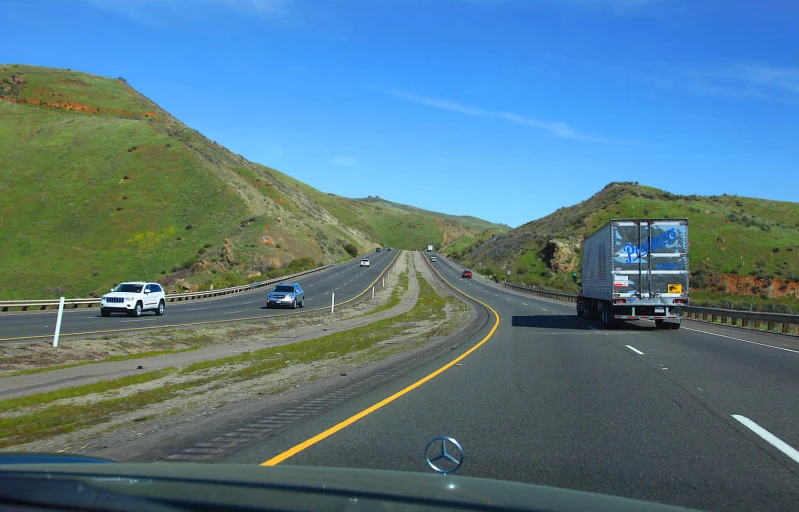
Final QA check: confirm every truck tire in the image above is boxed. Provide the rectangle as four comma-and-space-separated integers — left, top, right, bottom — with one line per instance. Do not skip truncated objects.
601, 304, 616, 328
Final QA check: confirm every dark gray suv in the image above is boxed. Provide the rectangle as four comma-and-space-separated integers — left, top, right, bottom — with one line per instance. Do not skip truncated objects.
266, 283, 304, 309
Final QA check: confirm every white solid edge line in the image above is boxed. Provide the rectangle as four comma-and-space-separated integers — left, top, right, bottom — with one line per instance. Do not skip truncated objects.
683, 327, 799, 354
732, 414, 799, 465
625, 345, 644, 355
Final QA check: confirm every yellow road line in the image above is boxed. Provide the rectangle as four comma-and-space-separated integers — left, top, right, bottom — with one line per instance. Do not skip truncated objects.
262, 251, 500, 466
0, 252, 401, 342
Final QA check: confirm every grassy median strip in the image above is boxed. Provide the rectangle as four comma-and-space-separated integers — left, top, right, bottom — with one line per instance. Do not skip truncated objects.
352, 270, 409, 318
0, 376, 217, 448
0, 274, 465, 448
179, 275, 443, 378
0, 369, 176, 414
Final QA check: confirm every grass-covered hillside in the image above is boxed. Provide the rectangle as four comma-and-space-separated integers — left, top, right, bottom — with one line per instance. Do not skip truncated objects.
356, 197, 509, 234
265, 168, 503, 250
0, 64, 376, 299
444, 182, 799, 311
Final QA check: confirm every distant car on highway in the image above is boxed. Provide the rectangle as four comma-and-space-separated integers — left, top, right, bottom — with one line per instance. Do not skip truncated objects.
360, 258, 370, 268
430, 256, 437, 262
101, 282, 165, 317
266, 283, 304, 309
375, 248, 382, 252
462, 270, 472, 278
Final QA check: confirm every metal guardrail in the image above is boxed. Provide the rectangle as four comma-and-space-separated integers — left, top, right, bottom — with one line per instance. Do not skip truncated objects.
682, 306, 799, 335
504, 283, 579, 302
502, 281, 799, 335
0, 265, 336, 313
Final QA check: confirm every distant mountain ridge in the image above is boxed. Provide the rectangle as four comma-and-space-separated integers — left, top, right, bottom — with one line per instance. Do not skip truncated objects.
356, 196, 510, 234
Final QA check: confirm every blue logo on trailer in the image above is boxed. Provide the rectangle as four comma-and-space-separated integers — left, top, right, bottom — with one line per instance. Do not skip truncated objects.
623, 228, 678, 264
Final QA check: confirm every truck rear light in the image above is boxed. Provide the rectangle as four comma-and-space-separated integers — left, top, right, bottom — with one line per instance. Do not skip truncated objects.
673, 299, 686, 304
614, 299, 626, 304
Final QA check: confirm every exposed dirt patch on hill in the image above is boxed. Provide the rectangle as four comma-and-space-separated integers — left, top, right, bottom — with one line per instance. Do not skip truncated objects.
708, 274, 799, 299
0, 96, 158, 118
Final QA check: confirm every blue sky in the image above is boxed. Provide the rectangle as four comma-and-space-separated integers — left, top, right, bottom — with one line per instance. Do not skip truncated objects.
3, 0, 798, 228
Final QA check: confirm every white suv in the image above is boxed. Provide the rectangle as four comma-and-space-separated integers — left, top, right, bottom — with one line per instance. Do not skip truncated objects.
360, 258, 370, 268
101, 282, 166, 317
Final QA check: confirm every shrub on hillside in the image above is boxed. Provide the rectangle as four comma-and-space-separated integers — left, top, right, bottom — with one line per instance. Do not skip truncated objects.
690, 268, 709, 289
343, 243, 359, 258
285, 257, 317, 274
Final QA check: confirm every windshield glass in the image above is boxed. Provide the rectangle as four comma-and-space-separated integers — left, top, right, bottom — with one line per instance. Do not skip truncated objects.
113, 284, 142, 293
3, 3, 796, 511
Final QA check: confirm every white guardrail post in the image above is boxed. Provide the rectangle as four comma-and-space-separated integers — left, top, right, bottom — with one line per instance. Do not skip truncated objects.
53, 297, 65, 348
331, 293, 335, 314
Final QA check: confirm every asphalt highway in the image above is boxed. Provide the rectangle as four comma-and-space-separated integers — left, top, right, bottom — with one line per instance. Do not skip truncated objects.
218, 252, 799, 512
0, 250, 399, 342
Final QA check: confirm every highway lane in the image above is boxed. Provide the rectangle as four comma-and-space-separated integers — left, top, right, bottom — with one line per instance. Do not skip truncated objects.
0, 250, 399, 342
437, 255, 799, 453
219, 251, 799, 512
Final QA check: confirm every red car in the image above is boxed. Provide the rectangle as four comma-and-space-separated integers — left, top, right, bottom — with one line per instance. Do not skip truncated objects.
462, 270, 472, 278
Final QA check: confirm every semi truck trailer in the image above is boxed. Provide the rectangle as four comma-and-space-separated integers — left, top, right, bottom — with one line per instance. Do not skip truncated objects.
576, 219, 689, 329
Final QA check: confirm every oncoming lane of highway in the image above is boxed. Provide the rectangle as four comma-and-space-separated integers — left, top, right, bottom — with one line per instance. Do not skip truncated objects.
220, 251, 799, 512
0, 250, 399, 342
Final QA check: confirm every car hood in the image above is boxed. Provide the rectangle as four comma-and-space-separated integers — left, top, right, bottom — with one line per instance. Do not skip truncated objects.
0, 463, 699, 512
268, 291, 295, 296
102, 292, 139, 299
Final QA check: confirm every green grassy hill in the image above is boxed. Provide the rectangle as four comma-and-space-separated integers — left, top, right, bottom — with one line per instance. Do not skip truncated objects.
0, 64, 377, 299
265, 168, 501, 250
356, 197, 510, 234
444, 182, 799, 311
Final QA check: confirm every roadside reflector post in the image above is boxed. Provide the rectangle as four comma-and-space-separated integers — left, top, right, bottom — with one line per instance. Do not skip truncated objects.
382, 277, 385, 288
53, 296, 65, 348
372, 286, 375, 299
331, 293, 335, 314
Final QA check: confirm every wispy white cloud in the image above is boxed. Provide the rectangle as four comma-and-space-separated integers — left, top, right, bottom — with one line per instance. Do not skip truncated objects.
530, 52, 799, 106
679, 62, 799, 105
382, 89, 625, 143
79, 0, 291, 21
332, 155, 359, 166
